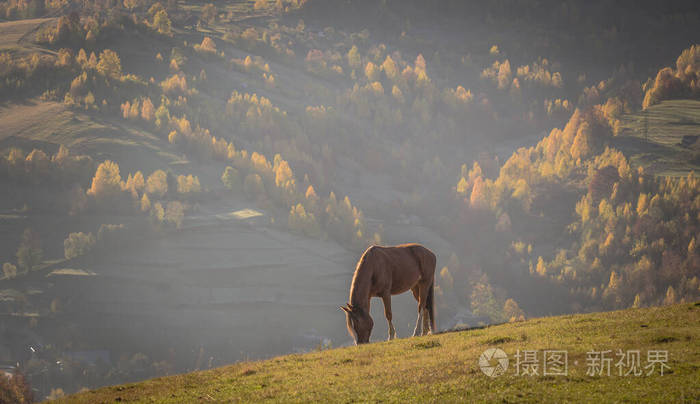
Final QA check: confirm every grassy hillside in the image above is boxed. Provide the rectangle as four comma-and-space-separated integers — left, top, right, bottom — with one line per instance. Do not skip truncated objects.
59, 302, 700, 403
1, 1, 699, 399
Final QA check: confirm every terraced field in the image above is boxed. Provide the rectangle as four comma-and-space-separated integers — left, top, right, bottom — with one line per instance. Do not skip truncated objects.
616, 99, 700, 176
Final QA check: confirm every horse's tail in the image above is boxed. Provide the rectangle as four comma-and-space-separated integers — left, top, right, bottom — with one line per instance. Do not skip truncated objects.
410, 244, 437, 332
419, 246, 437, 333
426, 279, 436, 332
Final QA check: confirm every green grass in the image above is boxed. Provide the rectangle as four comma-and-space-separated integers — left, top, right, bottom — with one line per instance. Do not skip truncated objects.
59, 303, 700, 403
615, 99, 700, 176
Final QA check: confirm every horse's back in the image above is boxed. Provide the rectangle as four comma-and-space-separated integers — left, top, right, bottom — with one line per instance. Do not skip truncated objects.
395, 243, 436, 268
380, 243, 436, 279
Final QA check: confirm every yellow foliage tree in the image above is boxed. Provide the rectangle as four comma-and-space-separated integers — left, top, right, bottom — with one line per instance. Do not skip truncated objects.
146, 169, 168, 198
381, 55, 397, 81
141, 97, 155, 122
347, 45, 361, 69
88, 160, 123, 199
469, 176, 488, 209
497, 59, 511, 90
140, 193, 151, 212
152, 9, 172, 35
96, 49, 122, 79
364, 61, 379, 82
503, 298, 525, 322
198, 37, 217, 53
570, 122, 592, 161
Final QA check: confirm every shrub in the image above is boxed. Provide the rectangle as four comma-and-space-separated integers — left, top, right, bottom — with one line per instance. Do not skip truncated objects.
195, 37, 217, 54
88, 160, 123, 200
244, 173, 265, 197
2, 263, 17, 280
64, 232, 96, 259
16, 228, 42, 273
201, 3, 217, 24
96, 50, 122, 79
165, 201, 184, 228
146, 170, 168, 198
221, 166, 241, 191
177, 174, 201, 194
0, 369, 33, 403
152, 9, 172, 35
642, 45, 700, 108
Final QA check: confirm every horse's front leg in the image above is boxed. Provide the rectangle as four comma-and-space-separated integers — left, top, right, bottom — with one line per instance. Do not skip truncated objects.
381, 293, 396, 340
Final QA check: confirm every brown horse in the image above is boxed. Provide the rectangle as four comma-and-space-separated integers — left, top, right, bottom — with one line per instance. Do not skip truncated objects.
341, 243, 436, 344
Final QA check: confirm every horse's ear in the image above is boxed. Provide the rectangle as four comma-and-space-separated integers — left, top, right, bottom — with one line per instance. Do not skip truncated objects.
340, 305, 351, 313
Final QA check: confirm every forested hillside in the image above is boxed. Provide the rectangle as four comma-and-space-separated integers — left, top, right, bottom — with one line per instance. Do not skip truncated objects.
0, 0, 698, 399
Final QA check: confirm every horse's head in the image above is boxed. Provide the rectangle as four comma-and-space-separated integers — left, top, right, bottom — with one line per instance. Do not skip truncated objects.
340, 303, 373, 344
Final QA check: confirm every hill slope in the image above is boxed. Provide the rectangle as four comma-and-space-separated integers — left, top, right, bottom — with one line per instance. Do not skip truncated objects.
615, 99, 700, 176
60, 302, 700, 403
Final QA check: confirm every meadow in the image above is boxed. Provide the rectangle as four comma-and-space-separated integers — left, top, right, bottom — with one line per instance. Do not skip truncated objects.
59, 302, 700, 403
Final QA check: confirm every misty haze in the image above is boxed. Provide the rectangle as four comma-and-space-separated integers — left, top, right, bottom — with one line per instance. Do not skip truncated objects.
0, 0, 698, 402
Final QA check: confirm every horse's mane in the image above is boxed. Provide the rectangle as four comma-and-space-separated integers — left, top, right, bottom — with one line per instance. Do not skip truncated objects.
348, 245, 378, 307
355, 245, 377, 271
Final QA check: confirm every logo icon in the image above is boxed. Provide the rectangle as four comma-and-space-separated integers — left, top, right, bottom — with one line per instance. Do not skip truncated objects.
479, 348, 509, 377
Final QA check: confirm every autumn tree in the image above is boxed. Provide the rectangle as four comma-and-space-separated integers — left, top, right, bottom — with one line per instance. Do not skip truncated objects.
152, 9, 172, 36
364, 61, 379, 82
141, 98, 155, 122
25, 149, 50, 181
146, 169, 168, 198
141, 193, 151, 212
123, 0, 140, 11
221, 166, 241, 191
663, 285, 676, 305
570, 122, 592, 161
2, 263, 17, 279
588, 165, 619, 203
88, 160, 123, 200
125, 171, 145, 198
201, 3, 217, 25
497, 59, 512, 90
469, 176, 489, 209
470, 275, 504, 322
96, 49, 122, 79
0, 369, 33, 403
16, 228, 42, 274
288, 203, 320, 237
503, 298, 525, 322
305, 184, 319, 211
177, 174, 201, 194
244, 173, 265, 197
197, 37, 217, 54
381, 55, 397, 81
165, 201, 184, 228
64, 232, 96, 259
347, 45, 361, 70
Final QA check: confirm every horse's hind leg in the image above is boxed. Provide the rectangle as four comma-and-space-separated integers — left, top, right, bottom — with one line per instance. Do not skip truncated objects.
412, 284, 427, 337
381, 293, 396, 340
422, 308, 431, 335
